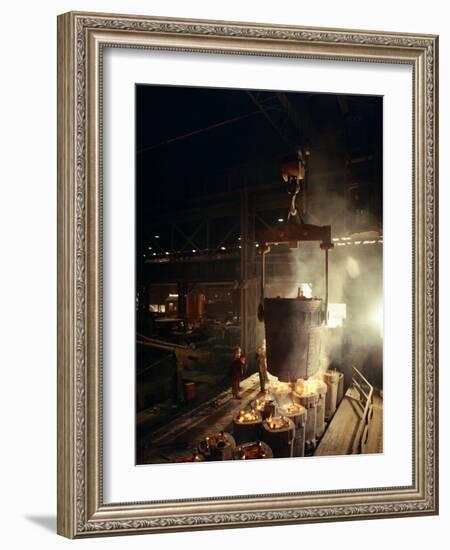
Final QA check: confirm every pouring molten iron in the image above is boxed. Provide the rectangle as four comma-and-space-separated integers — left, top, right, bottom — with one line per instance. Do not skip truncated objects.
257, 222, 333, 382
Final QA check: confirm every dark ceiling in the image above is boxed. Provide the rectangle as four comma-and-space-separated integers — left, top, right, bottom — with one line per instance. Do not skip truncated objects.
136, 85, 382, 254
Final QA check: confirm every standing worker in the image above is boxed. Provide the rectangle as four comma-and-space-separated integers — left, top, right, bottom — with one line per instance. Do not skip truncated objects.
231, 347, 245, 399
256, 339, 269, 392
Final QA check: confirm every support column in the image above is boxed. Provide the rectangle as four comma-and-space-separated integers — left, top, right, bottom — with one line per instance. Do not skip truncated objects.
177, 281, 186, 319
240, 190, 258, 367
240, 190, 249, 355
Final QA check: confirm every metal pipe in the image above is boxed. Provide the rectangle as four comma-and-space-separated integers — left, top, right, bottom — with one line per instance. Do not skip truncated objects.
351, 377, 371, 401
352, 365, 372, 388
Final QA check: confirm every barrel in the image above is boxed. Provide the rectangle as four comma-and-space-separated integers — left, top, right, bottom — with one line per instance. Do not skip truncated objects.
198, 432, 236, 461
269, 382, 292, 413
262, 400, 277, 420
232, 410, 262, 444
314, 380, 328, 438
264, 298, 322, 381
261, 416, 295, 458
174, 453, 204, 463
323, 369, 340, 420
234, 441, 273, 460
293, 391, 319, 447
251, 395, 275, 419
270, 381, 292, 397
250, 396, 276, 420
281, 403, 307, 457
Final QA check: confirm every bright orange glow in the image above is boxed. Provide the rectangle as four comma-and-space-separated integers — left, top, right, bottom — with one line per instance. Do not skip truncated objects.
295, 376, 326, 396
236, 409, 259, 423
270, 381, 291, 394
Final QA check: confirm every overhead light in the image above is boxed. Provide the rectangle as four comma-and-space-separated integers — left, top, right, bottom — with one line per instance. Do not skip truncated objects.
220, 246, 226, 251
278, 218, 284, 222
152, 252, 156, 256
165, 251, 170, 255
148, 246, 152, 250
192, 249, 196, 253
154, 235, 160, 239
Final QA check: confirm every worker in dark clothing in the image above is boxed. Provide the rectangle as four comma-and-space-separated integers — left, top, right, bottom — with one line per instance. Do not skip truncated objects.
233, 346, 242, 361
231, 350, 246, 399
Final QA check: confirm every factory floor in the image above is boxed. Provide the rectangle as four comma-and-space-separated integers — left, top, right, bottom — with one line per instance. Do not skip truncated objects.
365, 393, 383, 453
137, 373, 262, 464
137, 375, 384, 464
315, 390, 383, 456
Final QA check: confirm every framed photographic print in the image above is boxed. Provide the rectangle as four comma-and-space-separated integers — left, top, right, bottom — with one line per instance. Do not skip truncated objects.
57, 11, 439, 538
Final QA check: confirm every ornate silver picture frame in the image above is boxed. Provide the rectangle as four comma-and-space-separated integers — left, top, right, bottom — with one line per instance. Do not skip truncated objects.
57, 11, 438, 538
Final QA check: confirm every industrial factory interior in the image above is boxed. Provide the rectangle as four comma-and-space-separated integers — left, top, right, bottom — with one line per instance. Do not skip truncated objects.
136, 84, 383, 464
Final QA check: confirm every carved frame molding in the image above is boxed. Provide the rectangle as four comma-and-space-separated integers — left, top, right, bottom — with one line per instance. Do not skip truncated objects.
57, 12, 438, 538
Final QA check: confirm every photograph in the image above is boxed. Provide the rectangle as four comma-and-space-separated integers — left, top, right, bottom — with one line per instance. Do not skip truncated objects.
0, 0, 445, 545
135, 84, 383, 465
55, 10, 438, 537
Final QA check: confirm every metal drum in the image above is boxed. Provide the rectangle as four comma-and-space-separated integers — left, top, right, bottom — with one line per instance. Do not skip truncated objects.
293, 390, 319, 447
314, 380, 328, 438
261, 416, 295, 458
232, 410, 262, 444
251, 395, 276, 420
174, 453, 204, 463
323, 369, 340, 420
262, 400, 276, 420
234, 441, 273, 460
198, 432, 236, 461
281, 403, 307, 457
264, 298, 322, 381
269, 380, 293, 410
270, 381, 292, 398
